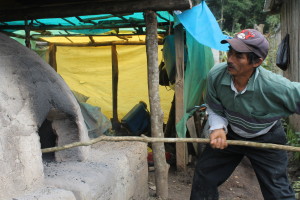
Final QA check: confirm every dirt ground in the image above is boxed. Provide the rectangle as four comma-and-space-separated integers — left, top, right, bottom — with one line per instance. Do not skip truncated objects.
149, 157, 300, 200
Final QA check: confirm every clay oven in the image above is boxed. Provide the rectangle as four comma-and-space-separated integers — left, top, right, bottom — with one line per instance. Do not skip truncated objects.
0, 33, 90, 199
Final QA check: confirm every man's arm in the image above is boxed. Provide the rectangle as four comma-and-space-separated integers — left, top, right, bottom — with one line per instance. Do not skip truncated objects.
206, 105, 228, 149
204, 65, 229, 149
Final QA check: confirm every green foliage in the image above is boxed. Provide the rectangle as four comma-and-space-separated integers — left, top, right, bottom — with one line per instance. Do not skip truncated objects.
286, 124, 300, 162
206, 1, 281, 72
266, 15, 280, 33
206, 0, 273, 34
293, 179, 300, 199
293, 178, 300, 190
261, 35, 279, 72
283, 121, 300, 198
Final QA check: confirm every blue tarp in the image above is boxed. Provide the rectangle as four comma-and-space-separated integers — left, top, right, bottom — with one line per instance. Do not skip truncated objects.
175, 1, 228, 138
176, 1, 229, 51
2, 11, 174, 36
175, 32, 214, 138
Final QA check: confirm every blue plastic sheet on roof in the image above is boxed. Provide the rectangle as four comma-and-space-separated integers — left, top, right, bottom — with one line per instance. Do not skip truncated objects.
176, 1, 229, 51
68, 29, 111, 34
2, 11, 174, 35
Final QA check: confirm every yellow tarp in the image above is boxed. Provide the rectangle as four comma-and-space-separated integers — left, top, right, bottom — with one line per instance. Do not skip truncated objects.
57, 45, 174, 122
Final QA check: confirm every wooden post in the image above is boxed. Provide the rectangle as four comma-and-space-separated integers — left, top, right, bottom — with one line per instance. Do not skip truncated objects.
145, 10, 169, 199
186, 116, 198, 155
49, 43, 57, 71
174, 24, 187, 171
24, 20, 31, 49
111, 44, 120, 129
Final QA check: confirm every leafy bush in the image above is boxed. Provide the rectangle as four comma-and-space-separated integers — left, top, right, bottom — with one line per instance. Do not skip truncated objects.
293, 179, 300, 199
286, 125, 300, 162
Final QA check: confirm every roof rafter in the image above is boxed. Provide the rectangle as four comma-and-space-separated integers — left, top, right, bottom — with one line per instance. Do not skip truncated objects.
0, 21, 171, 31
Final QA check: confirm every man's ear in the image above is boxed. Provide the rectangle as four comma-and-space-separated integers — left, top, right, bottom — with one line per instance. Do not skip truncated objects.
254, 58, 263, 68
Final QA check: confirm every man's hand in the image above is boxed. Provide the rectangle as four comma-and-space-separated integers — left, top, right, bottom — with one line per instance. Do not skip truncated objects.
210, 128, 228, 149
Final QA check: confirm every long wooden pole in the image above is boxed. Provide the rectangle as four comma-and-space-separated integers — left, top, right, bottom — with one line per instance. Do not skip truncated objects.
42, 136, 300, 153
145, 10, 169, 200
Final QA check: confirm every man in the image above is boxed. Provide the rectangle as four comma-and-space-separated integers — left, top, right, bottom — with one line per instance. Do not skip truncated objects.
190, 29, 297, 200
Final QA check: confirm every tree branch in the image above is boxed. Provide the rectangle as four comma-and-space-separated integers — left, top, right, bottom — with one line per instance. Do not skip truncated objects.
42, 135, 300, 153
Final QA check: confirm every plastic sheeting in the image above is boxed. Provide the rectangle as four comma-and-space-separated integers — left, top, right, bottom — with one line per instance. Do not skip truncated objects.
57, 45, 174, 122
175, 32, 214, 138
6, 11, 173, 36
79, 102, 112, 138
174, 1, 228, 138
176, 1, 229, 51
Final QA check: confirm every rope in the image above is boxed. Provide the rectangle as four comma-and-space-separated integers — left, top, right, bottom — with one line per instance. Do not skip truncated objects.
41, 135, 300, 153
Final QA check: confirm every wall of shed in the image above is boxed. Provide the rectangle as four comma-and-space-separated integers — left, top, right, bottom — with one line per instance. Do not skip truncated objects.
280, 0, 300, 130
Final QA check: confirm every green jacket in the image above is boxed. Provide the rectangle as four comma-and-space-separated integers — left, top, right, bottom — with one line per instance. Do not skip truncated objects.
205, 62, 300, 134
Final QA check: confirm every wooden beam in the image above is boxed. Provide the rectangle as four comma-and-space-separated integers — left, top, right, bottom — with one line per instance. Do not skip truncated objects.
31, 33, 166, 38
88, 36, 95, 44
111, 44, 120, 129
25, 20, 31, 49
186, 116, 198, 155
49, 40, 163, 47
174, 24, 187, 171
0, 0, 192, 22
0, 22, 171, 31
49, 44, 57, 71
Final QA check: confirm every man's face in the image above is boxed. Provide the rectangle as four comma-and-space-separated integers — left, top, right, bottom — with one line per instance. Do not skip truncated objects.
226, 48, 256, 77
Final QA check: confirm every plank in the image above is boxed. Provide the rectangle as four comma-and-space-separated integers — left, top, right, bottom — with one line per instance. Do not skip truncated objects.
49, 44, 57, 71
186, 116, 198, 155
174, 24, 187, 171
111, 45, 119, 125
50, 41, 163, 47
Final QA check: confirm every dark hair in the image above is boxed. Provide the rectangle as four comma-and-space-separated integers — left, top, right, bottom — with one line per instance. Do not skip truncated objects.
246, 52, 261, 65
228, 46, 261, 65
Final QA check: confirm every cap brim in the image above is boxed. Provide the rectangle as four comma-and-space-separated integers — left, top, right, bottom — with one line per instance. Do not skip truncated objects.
221, 38, 253, 53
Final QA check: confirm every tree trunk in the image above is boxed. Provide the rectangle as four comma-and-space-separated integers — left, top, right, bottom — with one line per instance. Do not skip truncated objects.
145, 10, 169, 199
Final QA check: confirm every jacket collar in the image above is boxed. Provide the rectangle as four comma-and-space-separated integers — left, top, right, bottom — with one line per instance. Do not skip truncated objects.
221, 66, 260, 92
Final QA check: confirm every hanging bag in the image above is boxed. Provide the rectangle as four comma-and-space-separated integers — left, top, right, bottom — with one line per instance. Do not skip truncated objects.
276, 34, 290, 71
158, 61, 170, 86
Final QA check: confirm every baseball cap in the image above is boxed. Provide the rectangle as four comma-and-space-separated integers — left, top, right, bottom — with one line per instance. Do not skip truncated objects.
221, 29, 269, 59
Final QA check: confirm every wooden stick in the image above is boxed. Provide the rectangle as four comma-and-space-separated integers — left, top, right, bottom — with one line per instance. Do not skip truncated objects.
42, 135, 300, 153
